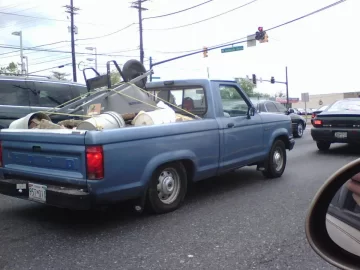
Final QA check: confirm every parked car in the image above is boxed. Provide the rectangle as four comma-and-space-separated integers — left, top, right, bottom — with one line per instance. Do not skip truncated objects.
296, 108, 306, 115
311, 105, 329, 126
311, 98, 360, 151
253, 100, 306, 138
0, 75, 88, 129
0, 79, 295, 214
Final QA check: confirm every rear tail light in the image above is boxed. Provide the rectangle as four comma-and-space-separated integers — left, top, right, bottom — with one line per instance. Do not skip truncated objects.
0, 141, 2, 167
314, 119, 323, 126
86, 146, 104, 180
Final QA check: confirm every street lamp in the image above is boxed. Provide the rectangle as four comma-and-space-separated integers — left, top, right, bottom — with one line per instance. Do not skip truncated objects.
12, 31, 25, 75
85, 47, 97, 70
23, 56, 29, 75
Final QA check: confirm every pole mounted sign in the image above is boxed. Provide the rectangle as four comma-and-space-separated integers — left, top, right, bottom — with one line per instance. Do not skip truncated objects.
301, 92, 309, 102
221, 46, 244, 53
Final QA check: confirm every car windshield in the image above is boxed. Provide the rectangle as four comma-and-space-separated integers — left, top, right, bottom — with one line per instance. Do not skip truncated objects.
327, 100, 360, 112
318, 105, 328, 111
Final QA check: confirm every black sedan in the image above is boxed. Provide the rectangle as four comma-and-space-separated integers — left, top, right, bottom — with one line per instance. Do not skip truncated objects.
253, 100, 307, 138
311, 98, 360, 151
310, 105, 329, 126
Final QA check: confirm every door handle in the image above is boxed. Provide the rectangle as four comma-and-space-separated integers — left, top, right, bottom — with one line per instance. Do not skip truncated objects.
227, 123, 235, 128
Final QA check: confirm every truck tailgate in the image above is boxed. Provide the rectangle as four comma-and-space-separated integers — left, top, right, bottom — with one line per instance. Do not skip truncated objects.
0, 129, 87, 187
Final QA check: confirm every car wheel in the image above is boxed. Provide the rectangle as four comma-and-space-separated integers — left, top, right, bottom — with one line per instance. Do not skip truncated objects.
316, 141, 331, 151
262, 140, 287, 179
294, 122, 304, 138
146, 162, 187, 214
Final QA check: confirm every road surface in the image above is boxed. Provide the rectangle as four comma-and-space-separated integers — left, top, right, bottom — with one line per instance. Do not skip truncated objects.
0, 129, 358, 270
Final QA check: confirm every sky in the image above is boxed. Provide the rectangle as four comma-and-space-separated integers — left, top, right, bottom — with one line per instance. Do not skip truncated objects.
0, 0, 358, 99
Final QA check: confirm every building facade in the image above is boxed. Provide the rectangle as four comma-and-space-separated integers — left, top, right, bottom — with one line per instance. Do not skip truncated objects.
294, 91, 360, 110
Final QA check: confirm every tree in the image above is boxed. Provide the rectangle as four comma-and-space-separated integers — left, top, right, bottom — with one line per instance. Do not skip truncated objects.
100, 70, 121, 86
235, 77, 271, 99
275, 90, 285, 98
50, 71, 70, 81
0, 62, 20, 75
235, 77, 255, 97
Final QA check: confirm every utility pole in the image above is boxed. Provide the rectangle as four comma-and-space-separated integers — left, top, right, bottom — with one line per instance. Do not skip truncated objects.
65, 0, 79, 82
131, 0, 148, 64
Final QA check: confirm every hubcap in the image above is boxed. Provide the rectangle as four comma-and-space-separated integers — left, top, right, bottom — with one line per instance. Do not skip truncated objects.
273, 148, 284, 172
157, 169, 180, 204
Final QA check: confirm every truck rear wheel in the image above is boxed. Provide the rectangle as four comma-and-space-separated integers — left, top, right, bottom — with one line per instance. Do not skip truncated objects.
146, 162, 187, 214
262, 140, 287, 179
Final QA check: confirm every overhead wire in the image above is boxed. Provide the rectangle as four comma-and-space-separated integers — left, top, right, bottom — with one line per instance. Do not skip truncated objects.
149, 0, 347, 56
0, 40, 69, 56
144, 0, 257, 30
143, 0, 214, 20
0, 44, 139, 58
0, 10, 113, 26
75, 23, 136, 41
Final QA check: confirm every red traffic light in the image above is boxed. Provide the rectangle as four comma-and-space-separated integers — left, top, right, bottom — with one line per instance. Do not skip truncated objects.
258, 27, 263, 32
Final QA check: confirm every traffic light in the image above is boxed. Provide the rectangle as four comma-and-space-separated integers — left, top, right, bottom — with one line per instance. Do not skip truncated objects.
252, 74, 256, 85
203, 46, 208, 58
271, 76, 275, 84
260, 32, 269, 43
255, 27, 268, 43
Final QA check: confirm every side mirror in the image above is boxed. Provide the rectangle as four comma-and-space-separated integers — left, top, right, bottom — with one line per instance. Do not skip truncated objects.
247, 107, 255, 118
305, 158, 360, 269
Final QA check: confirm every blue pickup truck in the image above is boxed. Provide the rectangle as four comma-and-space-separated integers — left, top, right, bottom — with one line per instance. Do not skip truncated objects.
0, 79, 295, 214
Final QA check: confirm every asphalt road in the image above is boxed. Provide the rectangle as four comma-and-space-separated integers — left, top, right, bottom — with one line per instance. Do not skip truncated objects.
1, 130, 359, 270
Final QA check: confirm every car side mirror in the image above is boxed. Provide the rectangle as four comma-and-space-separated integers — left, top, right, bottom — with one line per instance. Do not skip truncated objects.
247, 107, 255, 118
305, 158, 360, 269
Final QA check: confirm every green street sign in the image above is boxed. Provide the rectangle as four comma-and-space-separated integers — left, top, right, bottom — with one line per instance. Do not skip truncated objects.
221, 46, 244, 53
152, 76, 161, 79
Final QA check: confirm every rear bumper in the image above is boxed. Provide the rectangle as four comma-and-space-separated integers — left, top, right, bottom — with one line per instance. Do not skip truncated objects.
0, 179, 91, 210
311, 128, 360, 144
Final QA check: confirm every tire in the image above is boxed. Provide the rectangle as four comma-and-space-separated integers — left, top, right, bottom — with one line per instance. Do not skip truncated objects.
262, 140, 287, 179
146, 162, 187, 214
317, 141, 331, 151
294, 122, 304, 138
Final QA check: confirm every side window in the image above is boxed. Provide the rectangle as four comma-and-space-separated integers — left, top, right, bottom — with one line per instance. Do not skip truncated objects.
258, 103, 266, 112
265, 102, 279, 113
220, 85, 248, 117
154, 87, 206, 115
0, 80, 29, 106
275, 102, 287, 113
71, 85, 88, 98
31, 82, 73, 107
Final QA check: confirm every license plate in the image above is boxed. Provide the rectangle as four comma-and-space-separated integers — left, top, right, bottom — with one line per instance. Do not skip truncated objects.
29, 183, 47, 203
334, 132, 347, 139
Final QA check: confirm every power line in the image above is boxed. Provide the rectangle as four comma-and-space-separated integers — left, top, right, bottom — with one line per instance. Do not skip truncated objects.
76, 23, 136, 41
150, 0, 347, 55
143, 0, 214, 20
28, 63, 72, 75
144, 0, 257, 30
0, 44, 139, 57
151, 0, 347, 66
0, 10, 111, 26
0, 40, 69, 56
